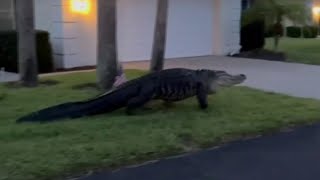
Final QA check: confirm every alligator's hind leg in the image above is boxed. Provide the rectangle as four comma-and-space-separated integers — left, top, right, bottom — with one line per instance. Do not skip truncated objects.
126, 86, 155, 115
196, 83, 208, 109
126, 96, 153, 115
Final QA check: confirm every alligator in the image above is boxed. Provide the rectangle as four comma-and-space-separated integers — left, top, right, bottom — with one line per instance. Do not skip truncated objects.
16, 68, 246, 123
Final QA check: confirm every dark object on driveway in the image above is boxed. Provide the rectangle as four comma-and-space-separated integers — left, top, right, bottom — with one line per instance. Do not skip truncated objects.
16, 68, 246, 123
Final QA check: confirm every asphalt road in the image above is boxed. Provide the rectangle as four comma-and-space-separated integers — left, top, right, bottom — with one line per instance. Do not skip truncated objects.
77, 123, 320, 180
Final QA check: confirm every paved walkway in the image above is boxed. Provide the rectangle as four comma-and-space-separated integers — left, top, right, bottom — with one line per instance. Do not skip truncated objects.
0, 71, 19, 83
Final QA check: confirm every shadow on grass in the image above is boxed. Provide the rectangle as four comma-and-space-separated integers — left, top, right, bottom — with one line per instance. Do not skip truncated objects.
4, 80, 60, 89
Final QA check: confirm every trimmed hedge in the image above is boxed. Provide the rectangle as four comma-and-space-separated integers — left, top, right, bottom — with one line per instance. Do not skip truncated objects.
302, 26, 318, 38
0, 30, 54, 73
285, 26, 318, 38
286, 26, 301, 38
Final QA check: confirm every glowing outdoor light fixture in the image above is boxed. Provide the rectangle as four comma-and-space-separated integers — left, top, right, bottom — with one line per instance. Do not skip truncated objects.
313, 6, 320, 14
71, 0, 91, 14
313, 6, 320, 35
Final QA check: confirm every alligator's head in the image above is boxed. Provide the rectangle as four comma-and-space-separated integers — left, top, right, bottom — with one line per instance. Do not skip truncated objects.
199, 69, 246, 93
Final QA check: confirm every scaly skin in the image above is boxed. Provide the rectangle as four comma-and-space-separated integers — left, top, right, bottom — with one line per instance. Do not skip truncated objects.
16, 68, 246, 123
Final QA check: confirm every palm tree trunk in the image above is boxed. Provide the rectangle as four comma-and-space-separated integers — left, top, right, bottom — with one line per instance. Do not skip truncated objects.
273, 35, 279, 51
150, 0, 168, 72
97, 0, 118, 91
273, 14, 282, 52
15, 0, 38, 87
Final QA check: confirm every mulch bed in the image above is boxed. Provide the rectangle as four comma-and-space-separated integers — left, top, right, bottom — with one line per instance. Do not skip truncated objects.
231, 49, 287, 62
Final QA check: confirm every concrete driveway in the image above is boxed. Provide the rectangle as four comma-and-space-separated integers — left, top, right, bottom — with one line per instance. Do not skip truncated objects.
124, 55, 320, 100
0, 71, 19, 83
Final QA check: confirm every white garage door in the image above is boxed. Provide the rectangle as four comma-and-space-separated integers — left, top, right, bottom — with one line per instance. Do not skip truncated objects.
117, 0, 214, 62
165, 0, 214, 58
117, 0, 157, 62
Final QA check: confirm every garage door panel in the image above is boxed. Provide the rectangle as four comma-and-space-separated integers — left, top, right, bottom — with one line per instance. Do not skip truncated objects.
117, 0, 157, 62
165, 0, 214, 58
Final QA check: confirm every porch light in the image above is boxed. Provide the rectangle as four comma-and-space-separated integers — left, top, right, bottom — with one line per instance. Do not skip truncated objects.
313, 6, 320, 35
71, 0, 91, 14
313, 7, 320, 14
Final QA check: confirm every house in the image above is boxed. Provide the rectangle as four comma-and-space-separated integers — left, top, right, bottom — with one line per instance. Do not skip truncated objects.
0, 0, 242, 69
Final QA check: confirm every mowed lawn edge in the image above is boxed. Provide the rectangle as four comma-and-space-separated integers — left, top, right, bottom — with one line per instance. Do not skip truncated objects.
1, 69, 320, 180
265, 37, 320, 65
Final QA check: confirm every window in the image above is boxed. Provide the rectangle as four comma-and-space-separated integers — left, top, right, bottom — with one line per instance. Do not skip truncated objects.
0, 0, 15, 30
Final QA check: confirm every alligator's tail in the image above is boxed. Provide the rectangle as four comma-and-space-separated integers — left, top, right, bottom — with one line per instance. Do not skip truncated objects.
16, 101, 93, 123
16, 89, 129, 123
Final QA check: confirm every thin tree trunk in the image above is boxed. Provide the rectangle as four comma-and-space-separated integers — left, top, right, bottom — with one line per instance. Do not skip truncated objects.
15, 0, 38, 87
273, 35, 279, 51
97, 0, 118, 90
150, 0, 168, 72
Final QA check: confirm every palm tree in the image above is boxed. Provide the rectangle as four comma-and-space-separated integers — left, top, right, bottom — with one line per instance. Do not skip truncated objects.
150, 0, 169, 72
97, 0, 118, 90
242, 0, 308, 51
15, 0, 38, 87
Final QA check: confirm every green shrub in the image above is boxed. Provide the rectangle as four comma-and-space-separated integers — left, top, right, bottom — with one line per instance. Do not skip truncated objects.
0, 30, 54, 73
302, 26, 318, 38
286, 26, 301, 38
240, 8, 266, 52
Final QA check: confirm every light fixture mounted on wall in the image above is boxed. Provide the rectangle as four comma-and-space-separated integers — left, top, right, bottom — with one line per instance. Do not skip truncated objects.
71, 0, 91, 14
313, 6, 320, 35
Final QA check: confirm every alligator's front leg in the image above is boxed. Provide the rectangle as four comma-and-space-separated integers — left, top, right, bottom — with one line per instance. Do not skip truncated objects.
196, 83, 208, 109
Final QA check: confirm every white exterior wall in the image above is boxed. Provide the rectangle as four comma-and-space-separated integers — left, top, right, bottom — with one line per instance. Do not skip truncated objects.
34, 0, 52, 31
35, 0, 242, 69
34, 0, 60, 66
117, 0, 157, 62
213, 0, 241, 55
34, 0, 81, 68
165, 0, 214, 58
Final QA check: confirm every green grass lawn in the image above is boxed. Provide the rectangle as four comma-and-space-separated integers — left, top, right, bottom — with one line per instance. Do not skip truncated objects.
1, 70, 320, 180
265, 37, 320, 65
